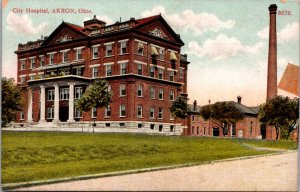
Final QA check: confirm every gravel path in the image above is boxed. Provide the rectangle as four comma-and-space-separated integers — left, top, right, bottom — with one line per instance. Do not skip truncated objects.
17, 151, 298, 191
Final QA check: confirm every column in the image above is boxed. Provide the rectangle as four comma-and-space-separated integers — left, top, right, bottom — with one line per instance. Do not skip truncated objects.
39, 85, 46, 123
67, 82, 75, 122
53, 84, 60, 123
27, 88, 33, 123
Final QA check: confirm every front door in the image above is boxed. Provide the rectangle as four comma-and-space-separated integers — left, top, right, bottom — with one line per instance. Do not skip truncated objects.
59, 106, 69, 122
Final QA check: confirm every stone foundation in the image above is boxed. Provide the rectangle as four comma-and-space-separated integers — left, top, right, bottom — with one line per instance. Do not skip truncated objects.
4, 121, 185, 135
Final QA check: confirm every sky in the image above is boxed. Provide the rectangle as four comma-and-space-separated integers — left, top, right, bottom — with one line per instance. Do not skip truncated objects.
2, 0, 300, 106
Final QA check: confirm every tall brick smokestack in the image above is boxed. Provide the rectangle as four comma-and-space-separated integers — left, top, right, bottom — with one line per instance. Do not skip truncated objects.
267, 4, 278, 100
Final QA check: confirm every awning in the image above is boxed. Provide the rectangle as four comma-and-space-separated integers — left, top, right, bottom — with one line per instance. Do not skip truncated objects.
170, 52, 178, 61
138, 42, 144, 50
151, 46, 159, 56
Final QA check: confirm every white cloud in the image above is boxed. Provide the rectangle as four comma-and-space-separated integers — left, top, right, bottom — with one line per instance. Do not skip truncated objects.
188, 34, 265, 60
6, 12, 48, 35
142, 5, 235, 36
83, 15, 113, 25
257, 22, 299, 44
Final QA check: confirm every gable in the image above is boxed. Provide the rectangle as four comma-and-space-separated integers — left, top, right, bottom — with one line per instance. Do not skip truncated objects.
41, 23, 88, 46
135, 17, 184, 45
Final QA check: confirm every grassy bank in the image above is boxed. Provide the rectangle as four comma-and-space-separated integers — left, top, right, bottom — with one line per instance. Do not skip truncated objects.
2, 131, 296, 184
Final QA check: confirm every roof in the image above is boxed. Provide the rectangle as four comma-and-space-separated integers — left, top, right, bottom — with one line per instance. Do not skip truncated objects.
228, 101, 258, 116
188, 104, 201, 114
134, 15, 161, 27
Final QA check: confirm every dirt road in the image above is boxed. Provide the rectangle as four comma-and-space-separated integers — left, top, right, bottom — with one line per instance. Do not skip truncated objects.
17, 151, 298, 191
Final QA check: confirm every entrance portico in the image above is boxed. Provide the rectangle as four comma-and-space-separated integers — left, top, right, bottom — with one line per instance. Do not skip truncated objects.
27, 75, 89, 124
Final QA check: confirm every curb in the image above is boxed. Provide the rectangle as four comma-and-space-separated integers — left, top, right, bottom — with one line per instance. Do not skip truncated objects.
2, 150, 297, 190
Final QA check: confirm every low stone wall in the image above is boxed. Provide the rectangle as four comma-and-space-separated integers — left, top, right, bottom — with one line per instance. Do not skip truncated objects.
4, 121, 185, 135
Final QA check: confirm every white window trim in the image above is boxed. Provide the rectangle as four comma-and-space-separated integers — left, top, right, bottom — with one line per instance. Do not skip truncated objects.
150, 64, 164, 69
73, 46, 85, 50
59, 49, 71, 52
19, 58, 26, 61
150, 44, 164, 50
103, 62, 114, 66
47, 51, 57, 55
167, 49, 178, 53
118, 39, 129, 42
119, 105, 126, 117
19, 74, 27, 77
89, 64, 100, 67
104, 42, 115, 45
150, 107, 155, 119
167, 68, 178, 72
117, 60, 129, 64
137, 105, 143, 118
29, 56, 36, 59
91, 44, 100, 47
134, 60, 147, 65
91, 107, 97, 118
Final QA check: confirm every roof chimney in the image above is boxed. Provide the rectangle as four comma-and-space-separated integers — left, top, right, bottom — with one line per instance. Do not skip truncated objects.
237, 96, 242, 104
193, 100, 197, 111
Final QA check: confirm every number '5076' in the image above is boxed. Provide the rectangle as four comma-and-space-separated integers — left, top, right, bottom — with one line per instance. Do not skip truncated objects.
278, 10, 292, 15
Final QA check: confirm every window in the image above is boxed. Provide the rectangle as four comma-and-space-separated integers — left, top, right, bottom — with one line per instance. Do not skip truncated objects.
197, 127, 200, 135
150, 124, 155, 130
62, 51, 68, 63
158, 68, 164, 79
47, 107, 54, 119
91, 66, 98, 78
170, 90, 175, 101
105, 105, 111, 117
150, 66, 155, 78
137, 84, 143, 97
137, 64, 143, 75
73, 67, 83, 76
192, 115, 195, 122
158, 88, 164, 100
60, 88, 69, 100
47, 90, 54, 101
120, 104, 126, 117
150, 107, 155, 118
29, 75, 35, 81
30, 58, 35, 69
169, 71, 174, 81
92, 46, 99, 59
158, 48, 164, 60
76, 48, 83, 60
74, 107, 82, 118
106, 65, 112, 76
170, 125, 174, 132
170, 113, 174, 120
231, 124, 236, 136
250, 122, 253, 136
119, 123, 125, 127
120, 62, 127, 75
150, 87, 155, 99
120, 84, 126, 96
20, 111, 25, 120
105, 123, 111, 127
120, 41, 127, 54
137, 43, 144, 55
39, 56, 44, 66
204, 127, 206, 135
20, 60, 26, 70
158, 108, 163, 119
91, 107, 97, 118
106, 44, 112, 56
192, 126, 194, 135
75, 87, 83, 99
49, 53, 55, 65
180, 68, 184, 78
159, 125, 163, 132
138, 124, 143, 128
137, 105, 143, 118
20, 76, 26, 83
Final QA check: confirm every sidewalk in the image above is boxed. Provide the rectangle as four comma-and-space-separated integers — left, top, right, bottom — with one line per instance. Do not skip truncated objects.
15, 151, 298, 191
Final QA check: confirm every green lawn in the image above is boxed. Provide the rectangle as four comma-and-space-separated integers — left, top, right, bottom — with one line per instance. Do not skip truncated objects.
1, 131, 296, 184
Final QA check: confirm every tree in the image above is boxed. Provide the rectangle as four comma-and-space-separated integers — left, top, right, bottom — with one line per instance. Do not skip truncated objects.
170, 96, 190, 133
200, 102, 244, 136
75, 79, 113, 125
1, 77, 23, 126
259, 96, 299, 140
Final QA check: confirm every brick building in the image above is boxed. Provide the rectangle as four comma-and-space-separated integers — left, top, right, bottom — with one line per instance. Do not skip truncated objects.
185, 97, 263, 139
14, 15, 190, 134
